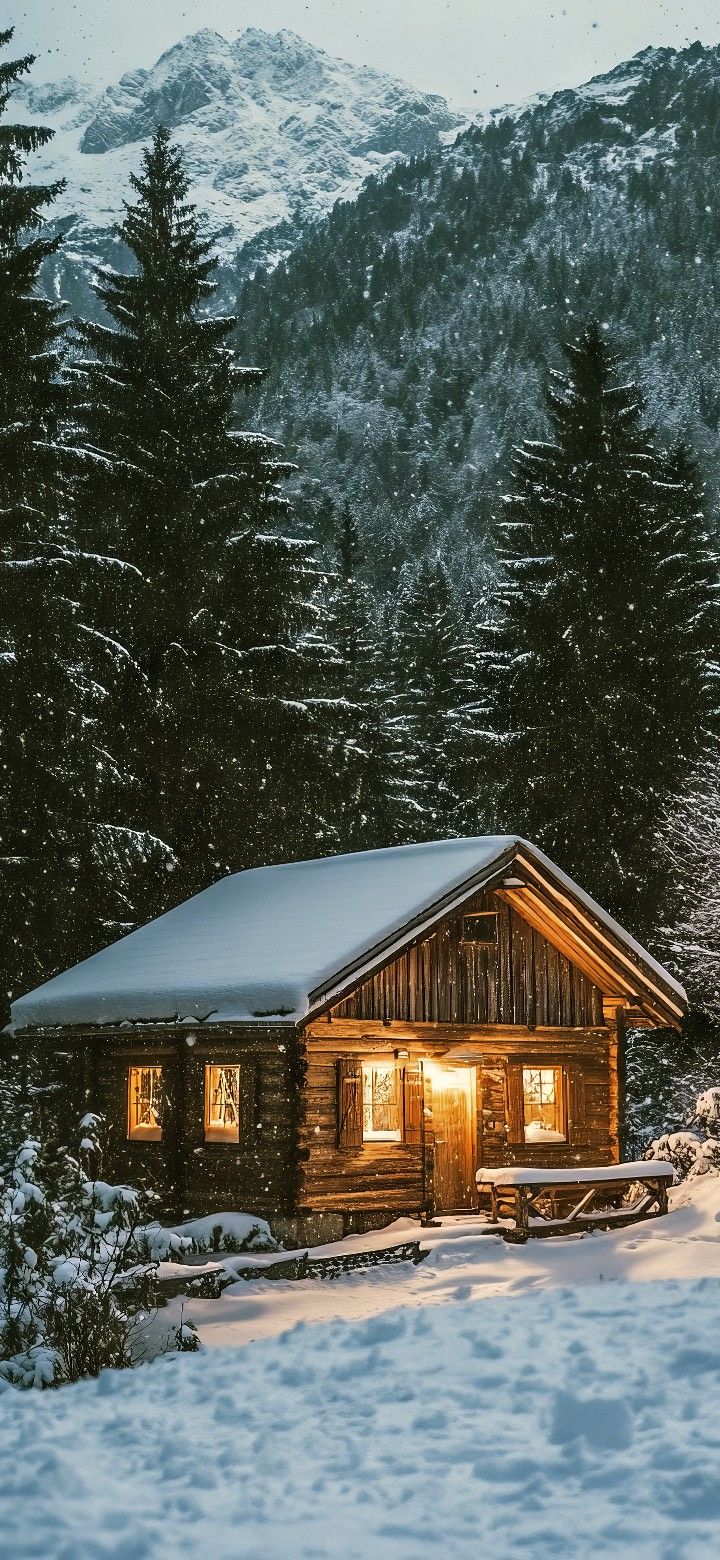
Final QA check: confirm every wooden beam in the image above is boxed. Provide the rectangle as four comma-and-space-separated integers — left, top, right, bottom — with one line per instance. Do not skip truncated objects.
616, 1004, 629, 1159
498, 886, 626, 996
607, 1025, 620, 1163
304, 1018, 608, 1042
516, 853, 685, 1022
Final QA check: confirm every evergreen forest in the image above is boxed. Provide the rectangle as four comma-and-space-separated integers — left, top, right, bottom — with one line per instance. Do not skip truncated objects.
2, 22, 720, 1115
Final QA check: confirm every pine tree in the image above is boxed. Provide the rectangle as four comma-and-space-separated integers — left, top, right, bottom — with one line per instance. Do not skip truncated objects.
658, 744, 720, 1023
493, 322, 719, 934
386, 557, 491, 841
0, 31, 124, 1016
73, 126, 328, 905
322, 507, 397, 851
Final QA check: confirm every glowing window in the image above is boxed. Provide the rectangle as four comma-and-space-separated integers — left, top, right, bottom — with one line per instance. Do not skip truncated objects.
522, 1067, 565, 1144
205, 1064, 241, 1144
362, 1061, 401, 1141
128, 1065, 163, 1141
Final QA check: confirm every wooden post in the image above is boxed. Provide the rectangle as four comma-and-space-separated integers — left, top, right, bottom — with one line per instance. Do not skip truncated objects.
516, 1187, 529, 1233
604, 998, 625, 1164
82, 1035, 100, 1118
174, 1038, 187, 1218
616, 1005, 628, 1159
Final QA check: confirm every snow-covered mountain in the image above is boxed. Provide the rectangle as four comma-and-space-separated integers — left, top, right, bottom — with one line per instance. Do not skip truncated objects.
231, 39, 720, 584
16, 27, 462, 315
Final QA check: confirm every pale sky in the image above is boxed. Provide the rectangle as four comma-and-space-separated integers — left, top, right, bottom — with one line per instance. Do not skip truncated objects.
12, 0, 720, 109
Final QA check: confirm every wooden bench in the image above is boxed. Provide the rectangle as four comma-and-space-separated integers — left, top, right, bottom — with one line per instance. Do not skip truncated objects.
476, 1161, 674, 1242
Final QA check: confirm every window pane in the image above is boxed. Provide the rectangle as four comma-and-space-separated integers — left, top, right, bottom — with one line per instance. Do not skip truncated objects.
522, 1067, 565, 1144
362, 1062, 401, 1141
205, 1064, 241, 1144
128, 1065, 162, 1141
461, 913, 497, 943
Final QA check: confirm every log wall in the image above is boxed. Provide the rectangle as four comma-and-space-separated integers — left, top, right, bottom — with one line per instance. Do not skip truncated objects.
46, 889, 615, 1233
299, 1021, 616, 1219
82, 1025, 302, 1222
298, 1030, 426, 1218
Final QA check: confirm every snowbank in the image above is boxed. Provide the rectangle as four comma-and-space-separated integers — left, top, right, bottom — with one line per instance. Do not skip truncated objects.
1, 1181, 720, 1553
140, 1211, 277, 1261
1, 1273, 719, 1556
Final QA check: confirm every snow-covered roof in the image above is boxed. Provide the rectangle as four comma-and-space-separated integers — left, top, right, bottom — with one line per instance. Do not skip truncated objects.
9, 836, 686, 1031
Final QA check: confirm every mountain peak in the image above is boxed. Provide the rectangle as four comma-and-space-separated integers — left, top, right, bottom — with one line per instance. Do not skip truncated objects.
27, 26, 461, 313
239, 26, 324, 53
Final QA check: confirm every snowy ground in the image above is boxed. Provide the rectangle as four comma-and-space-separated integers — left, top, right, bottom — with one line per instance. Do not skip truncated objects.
2, 1182, 720, 1558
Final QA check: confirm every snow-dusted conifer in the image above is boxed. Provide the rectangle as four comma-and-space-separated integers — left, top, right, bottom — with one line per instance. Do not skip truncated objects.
646, 1086, 720, 1181
0, 30, 132, 1018
73, 126, 327, 902
386, 557, 491, 841
322, 507, 398, 850
0, 1116, 158, 1388
659, 748, 720, 1020
493, 322, 718, 934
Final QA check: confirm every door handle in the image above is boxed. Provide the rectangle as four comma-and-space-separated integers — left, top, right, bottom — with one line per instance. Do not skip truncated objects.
435, 1138, 447, 1145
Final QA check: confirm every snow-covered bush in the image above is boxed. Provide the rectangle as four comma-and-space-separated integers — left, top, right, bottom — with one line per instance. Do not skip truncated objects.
645, 1130, 701, 1181
645, 1088, 720, 1182
0, 1115, 159, 1389
138, 1211, 278, 1261
694, 1087, 720, 1137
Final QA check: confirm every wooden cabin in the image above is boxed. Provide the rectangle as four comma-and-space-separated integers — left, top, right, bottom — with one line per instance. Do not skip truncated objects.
10, 837, 686, 1245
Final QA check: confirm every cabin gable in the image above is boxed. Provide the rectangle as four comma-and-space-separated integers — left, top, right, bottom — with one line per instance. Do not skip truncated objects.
328, 888, 605, 1028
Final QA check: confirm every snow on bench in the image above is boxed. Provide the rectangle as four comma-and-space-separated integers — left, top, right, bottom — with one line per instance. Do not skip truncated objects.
476, 1161, 674, 1188
475, 1161, 673, 1241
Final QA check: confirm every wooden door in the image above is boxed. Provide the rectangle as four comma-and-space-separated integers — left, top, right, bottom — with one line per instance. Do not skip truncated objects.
432, 1067, 476, 1211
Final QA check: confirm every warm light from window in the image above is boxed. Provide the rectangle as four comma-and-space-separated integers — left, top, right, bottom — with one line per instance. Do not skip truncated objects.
128, 1065, 162, 1141
425, 1061, 474, 1096
522, 1066, 565, 1143
362, 1061, 401, 1141
205, 1064, 241, 1143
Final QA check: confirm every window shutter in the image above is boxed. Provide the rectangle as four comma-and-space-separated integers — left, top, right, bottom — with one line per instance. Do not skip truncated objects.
506, 1064, 524, 1144
403, 1063, 425, 1145
566, 1065, 587, 1146
240, 1060, 258, 1144
337, 1059, 363, 1150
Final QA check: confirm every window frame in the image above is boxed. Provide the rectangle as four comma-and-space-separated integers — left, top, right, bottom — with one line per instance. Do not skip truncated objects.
521, 1064, 567, 1146
361, 1058, 403, 1143
204, 1062, 242, 1145
127, 1063, 163, 1142
459, 910, 497, 945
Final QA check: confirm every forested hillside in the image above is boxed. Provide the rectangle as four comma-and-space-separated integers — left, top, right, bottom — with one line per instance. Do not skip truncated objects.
237, 42, 720, 588
3, 27, 720, 1046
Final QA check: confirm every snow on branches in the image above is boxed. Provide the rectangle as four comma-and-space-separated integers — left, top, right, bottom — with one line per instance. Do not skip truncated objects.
645, 1086, 720, 1182
0, 1115, 160, 1389
658, 750, 720, 1021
